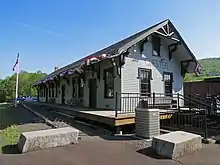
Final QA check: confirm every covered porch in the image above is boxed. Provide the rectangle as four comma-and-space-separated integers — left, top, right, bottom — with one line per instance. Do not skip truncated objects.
28, 94, 177, 127
35, 55, 124, 110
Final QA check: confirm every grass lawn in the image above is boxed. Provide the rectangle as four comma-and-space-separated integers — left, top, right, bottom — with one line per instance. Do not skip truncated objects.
0, 103, 35, 153
0, 125, 21, 153
0, 103, 51, 153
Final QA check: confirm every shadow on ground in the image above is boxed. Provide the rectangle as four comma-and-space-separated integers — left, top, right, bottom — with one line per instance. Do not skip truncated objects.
137, 147, 170, 159
1, 144, 21, 154
101, 135, 140, 141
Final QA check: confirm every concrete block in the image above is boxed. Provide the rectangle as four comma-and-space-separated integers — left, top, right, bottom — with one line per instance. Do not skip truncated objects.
18, 127, 79, 153
152, 131, 202, 159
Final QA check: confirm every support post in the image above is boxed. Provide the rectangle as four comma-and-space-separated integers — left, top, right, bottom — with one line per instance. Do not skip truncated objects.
15, 56, 19, 108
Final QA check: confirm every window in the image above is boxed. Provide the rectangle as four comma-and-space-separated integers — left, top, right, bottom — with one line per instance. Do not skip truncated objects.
152, 35, 161, 56
104, 67, 114, 98
78, 77, 84, 98
163, 72, 173, 96
138, 68, 151, 96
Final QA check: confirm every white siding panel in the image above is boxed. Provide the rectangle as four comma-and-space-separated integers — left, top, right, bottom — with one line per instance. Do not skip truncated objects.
122, 37, 184, 108
83, 59, 121, 109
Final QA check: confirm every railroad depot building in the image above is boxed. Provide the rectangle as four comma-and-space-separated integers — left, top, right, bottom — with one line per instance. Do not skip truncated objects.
33, 19, 202, 112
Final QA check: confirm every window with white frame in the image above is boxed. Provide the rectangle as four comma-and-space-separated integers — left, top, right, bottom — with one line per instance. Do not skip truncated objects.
138, 68, 151, 96
163, 72, 173, 96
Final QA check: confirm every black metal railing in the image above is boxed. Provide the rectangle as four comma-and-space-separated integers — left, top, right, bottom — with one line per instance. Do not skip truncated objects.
115, 92, 211, 138
115, 92, 178, 116
160, 93, 208, 138
192, 94, 220, 116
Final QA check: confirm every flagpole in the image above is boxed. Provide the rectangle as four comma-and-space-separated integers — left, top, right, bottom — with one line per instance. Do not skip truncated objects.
15, 53, 19, 108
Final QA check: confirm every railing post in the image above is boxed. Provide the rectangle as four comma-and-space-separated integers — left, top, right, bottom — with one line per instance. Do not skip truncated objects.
189, 94, 192, 110
204, 109, 208, 139
153, 92, 155, 108
115, 92, 118, 118
177, 93, 180, 110
177, 93, 181, 128
205, 96, 210, 115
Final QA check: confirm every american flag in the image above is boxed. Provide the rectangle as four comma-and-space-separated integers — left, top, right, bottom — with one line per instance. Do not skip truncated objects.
12, 53, 19, 71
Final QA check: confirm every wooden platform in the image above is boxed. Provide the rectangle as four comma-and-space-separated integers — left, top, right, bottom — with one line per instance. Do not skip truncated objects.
28, 102, 176, 127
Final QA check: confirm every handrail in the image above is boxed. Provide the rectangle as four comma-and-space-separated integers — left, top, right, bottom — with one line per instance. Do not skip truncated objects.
115, 92, 219, 116
178, 93, 211, 108
194, 94, 220, 107
182, 93, 220, 109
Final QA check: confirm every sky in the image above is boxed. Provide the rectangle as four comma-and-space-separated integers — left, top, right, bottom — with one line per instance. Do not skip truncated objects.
0, 0, 220, 78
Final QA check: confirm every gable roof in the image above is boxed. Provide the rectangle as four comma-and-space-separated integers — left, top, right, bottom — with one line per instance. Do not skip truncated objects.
34, 19, 201, 85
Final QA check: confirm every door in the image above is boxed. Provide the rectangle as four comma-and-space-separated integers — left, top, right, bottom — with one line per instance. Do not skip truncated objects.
61, 84, 66, 104
45, 88, 48, 103
139, 68, 151, 96
89, 78, 97, 108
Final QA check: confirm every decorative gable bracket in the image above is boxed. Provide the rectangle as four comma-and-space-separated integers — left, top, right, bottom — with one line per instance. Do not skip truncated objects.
168, 42, 181, 60
155, 22, 180, 43
181, 59, 193, 77
115, 52, 127, 78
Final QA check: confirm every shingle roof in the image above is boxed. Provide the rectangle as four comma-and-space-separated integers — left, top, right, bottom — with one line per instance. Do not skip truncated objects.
33, 19, 200, 85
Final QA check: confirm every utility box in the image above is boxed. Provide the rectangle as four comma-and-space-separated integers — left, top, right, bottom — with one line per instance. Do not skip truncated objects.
135, 108, 160, 139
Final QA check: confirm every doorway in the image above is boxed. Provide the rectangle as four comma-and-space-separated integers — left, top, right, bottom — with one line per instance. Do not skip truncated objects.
89, 78, 97, 108
45, 88, 48, 103
61, 84, 66, 104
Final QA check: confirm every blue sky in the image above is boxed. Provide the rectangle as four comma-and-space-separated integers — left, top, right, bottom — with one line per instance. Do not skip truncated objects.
0, 0, 220, 78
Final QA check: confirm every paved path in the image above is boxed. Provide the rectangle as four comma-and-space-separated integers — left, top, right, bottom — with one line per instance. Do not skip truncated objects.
1, 136, 220, 165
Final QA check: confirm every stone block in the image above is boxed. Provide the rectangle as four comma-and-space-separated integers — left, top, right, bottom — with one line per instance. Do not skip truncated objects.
152, 131, 202, 159
18, 127, 79, 153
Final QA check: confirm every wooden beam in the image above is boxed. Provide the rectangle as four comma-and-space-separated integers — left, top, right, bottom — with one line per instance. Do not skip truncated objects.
155, 31, 180, 42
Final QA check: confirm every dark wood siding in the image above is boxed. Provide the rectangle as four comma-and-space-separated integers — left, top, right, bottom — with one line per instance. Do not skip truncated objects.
184, 81, 220, 97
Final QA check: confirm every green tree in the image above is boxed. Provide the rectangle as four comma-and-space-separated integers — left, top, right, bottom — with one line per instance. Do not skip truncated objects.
184, 57, 220, 82
0, 71, 47, 102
